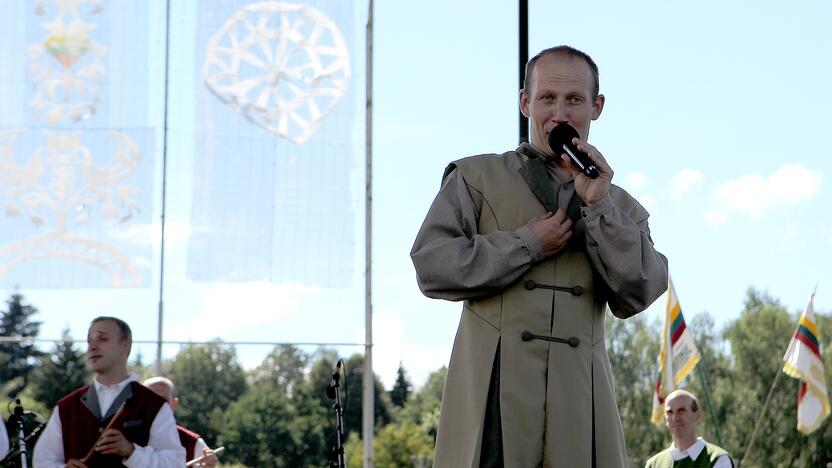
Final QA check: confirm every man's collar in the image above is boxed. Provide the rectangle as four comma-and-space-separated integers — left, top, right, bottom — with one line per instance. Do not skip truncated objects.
93, 373, 137, 392
517, 142, 552, 161
517, 142, 573, 184
669, 437, 706, 461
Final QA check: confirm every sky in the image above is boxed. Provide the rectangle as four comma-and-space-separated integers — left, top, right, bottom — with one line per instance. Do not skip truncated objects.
1, 0, 831, 391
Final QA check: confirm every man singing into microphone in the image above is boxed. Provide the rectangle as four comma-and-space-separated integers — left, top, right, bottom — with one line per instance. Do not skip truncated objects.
411, 45, 668, 467
33, 317, 184, 467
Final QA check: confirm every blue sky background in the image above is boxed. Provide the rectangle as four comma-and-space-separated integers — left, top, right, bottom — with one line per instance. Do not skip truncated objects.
1, 0, 830, 390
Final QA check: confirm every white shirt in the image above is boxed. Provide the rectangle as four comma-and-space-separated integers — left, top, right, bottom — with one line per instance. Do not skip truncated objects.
0, 419, 8, 460
669, 437, 733, 468
33, 374, 185, 467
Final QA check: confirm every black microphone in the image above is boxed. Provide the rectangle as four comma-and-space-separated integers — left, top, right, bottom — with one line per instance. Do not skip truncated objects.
326, 359, 343, 400
547, 124, 599, 179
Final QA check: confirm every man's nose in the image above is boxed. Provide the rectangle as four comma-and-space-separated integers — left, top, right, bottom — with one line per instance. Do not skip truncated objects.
551, 102, 569, 123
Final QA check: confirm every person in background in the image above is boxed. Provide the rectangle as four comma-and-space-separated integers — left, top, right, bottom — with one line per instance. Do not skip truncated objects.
33, 316, 184, 467
645, 389, 733, 468
143, 376, 219, 468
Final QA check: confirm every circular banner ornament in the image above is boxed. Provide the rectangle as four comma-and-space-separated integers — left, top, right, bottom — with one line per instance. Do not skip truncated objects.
203, 2, 351, 144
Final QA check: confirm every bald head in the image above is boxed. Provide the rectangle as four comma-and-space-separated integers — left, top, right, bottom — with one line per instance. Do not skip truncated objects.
665, 389, 700, 413
144, 376, 176, 404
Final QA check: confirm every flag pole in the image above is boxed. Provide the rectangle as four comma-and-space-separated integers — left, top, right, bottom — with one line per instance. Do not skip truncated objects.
739, 369, 783, 466
363, 1, 375, 467
695, 363, 724, 447
155, 0, 173, 376
741, 299, 808, 466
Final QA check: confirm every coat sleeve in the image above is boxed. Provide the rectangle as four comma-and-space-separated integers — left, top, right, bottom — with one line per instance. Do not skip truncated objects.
32, 408, 66, 468
582, 193, 668, 318
410, 166, 544, 301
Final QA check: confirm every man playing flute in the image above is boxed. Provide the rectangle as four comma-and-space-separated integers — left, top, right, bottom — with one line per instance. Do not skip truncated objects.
34, 317, 184, 467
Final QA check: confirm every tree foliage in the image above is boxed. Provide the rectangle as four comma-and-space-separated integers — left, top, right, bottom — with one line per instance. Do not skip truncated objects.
389, 362, 413, 408
2, 287, 829, 466
605, 288, 832, 467
29, 328, 90, 409
345, 421, 434, 468
0, 292, 43, 396
167, 342, 247, 445
220, 382, 328, 467
605, 313, 666, 464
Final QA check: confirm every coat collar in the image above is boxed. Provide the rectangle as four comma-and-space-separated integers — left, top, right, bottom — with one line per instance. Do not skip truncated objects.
81, 377, 136, 421
517, 143, 558, 213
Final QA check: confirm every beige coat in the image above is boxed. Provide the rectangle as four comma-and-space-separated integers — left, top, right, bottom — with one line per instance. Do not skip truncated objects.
412, 146, 668, 468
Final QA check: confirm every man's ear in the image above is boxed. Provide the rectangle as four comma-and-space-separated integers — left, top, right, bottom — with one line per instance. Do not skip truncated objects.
591, 94, 605, 121
519, 89, 531, 118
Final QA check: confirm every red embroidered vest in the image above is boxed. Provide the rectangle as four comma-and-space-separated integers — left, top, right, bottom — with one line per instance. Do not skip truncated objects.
177, 425, 201, 462
57, 382, 166, 467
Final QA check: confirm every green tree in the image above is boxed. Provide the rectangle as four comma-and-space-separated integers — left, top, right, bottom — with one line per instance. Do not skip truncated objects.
30, 328, 90, 409
682, 313, 732, 452
605, 313, 666, 465
344, 432, 363, 468
720, 289, 804, 467
341, 353, 393, 436
307, 352, 393, 438
245, 344, 332, 465
251, 343, 309, 394
0, 292, 43, 395
345, 421, 434, 468
128, 348, 156, 382
167, 342, 247, 445
220, 382, 327, 467
398, 366, 446, 441
389, 362, 413, 408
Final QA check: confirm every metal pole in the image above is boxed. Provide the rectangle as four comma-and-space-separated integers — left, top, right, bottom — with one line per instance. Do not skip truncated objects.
518, 0, 529, 144
156, 0, 172, 376
739, 368, 783, 466
363, 1, 374, 467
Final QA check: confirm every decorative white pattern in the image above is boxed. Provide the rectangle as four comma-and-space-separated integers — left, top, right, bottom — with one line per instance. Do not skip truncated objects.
203, 2, 351, 144
28, 0, 107, 124
0, 130, 143, 287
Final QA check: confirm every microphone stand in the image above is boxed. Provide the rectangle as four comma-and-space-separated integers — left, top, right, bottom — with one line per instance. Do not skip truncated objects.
327, 361, 346, 468
12, 400, 28, 468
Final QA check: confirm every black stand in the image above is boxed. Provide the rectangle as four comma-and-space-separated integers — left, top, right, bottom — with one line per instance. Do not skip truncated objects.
327, 361, 346, 468
12, 400, 28, 468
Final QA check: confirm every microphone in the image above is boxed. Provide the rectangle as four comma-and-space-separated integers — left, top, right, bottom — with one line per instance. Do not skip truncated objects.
326, 359, 344, 400
547, 124, 599, 179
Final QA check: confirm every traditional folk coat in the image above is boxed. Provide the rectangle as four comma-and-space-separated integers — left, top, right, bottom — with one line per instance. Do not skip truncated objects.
411, 144, 668, 468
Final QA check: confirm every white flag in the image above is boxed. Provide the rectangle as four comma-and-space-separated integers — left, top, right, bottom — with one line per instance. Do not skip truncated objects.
651, 277, 701, 425
782, 290, 830, 434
